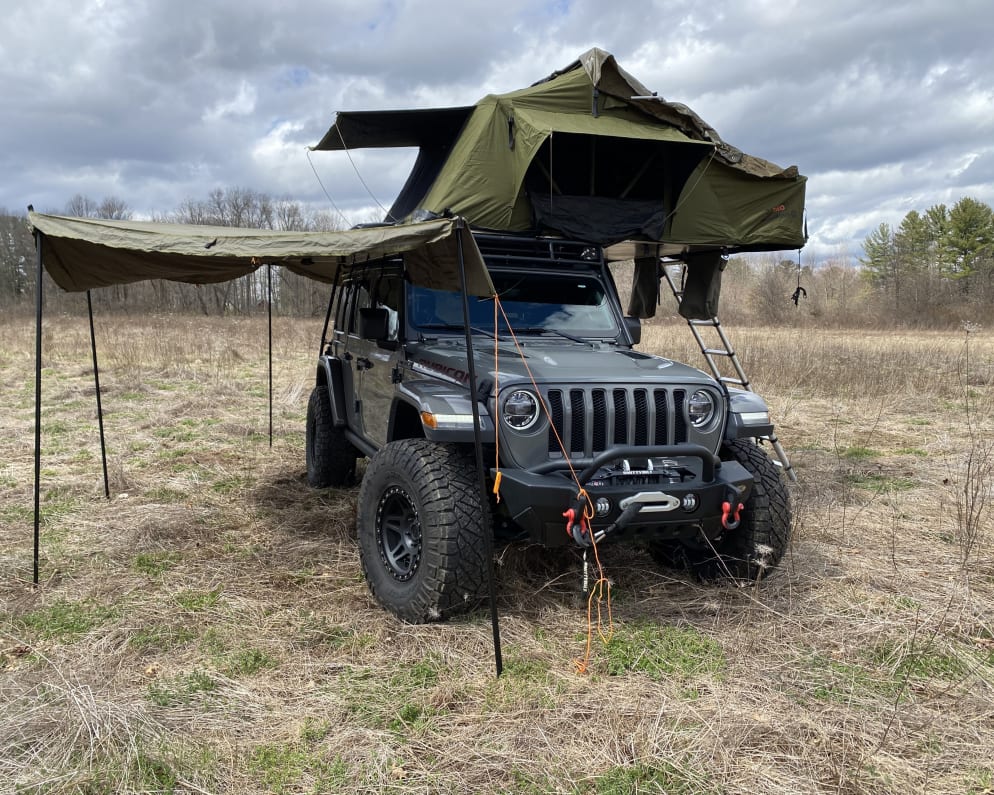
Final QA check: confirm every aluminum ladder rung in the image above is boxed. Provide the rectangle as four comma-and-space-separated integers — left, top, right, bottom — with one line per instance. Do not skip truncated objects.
663, 262, 796, 482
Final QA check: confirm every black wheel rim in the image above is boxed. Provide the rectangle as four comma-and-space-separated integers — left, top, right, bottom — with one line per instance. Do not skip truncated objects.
375, 485, 422, 581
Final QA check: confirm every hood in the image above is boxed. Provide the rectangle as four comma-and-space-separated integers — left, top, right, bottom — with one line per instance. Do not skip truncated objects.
408, 338, 715, 391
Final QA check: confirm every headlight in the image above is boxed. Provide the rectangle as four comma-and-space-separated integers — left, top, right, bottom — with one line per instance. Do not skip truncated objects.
688, 390, 717, 428
502, 390, 540, 431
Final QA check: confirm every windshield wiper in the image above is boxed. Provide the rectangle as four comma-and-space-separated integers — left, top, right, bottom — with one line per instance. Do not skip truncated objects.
417, 323, 499, 340
514, 327, 590, 344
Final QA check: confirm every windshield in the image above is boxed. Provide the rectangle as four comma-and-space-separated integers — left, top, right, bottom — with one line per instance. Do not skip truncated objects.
408, 270, 620, 337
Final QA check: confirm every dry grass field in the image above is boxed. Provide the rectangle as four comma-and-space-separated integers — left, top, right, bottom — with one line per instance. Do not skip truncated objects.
1, 312, 993, 794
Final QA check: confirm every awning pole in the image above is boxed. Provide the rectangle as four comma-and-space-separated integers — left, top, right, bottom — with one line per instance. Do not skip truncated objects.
267, 264, 273, 448
455, 218, 503, 677
87, 290, 110, 498
32, 228, 44, 586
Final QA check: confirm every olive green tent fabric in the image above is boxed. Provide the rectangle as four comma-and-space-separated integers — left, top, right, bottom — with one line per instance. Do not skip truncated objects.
313, 47, 806, 252
669, 159, 807, 250
28, 213, 494, 296
415, 75, 714, 234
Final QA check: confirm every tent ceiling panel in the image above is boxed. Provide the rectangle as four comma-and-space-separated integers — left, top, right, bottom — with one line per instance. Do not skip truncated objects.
312, 107, 474, 151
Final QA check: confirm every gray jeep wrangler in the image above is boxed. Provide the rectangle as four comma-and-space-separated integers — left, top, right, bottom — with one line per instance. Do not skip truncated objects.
306, 234, 790, 622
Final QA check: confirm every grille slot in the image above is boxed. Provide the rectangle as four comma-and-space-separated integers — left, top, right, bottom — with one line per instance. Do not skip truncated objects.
653, 389, 669, 444
673, 389, 687, 443
591, 389, 607, 452
545, 385, 689, 458
633, 389, 648, 446
547, 390, 564, 453
612, 389, 627, 445
569, 390, 586, 453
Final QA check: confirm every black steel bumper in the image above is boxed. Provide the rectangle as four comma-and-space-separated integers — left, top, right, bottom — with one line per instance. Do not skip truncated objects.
493, 445, 755, 547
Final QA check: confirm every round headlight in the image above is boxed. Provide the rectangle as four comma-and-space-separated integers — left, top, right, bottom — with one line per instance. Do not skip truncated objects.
502, 390, 540, 431
688, 390, 716, 428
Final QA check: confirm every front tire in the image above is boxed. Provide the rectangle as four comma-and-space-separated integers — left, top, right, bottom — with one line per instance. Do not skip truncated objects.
651, 440, 791, 581
306, 385, 357, 487
357, 440, 490, 623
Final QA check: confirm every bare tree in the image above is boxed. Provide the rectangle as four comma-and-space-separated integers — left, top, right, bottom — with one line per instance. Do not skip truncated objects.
65, 194, 99, 217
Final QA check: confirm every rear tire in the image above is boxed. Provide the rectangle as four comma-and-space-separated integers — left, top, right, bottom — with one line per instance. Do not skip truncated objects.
650, 440, 791, 581
357, 440, 490, 623
306, 385, 357, 487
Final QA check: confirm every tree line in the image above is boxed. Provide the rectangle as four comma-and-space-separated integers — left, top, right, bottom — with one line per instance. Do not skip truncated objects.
857, 197, 993, 325
2, 191, 991, 327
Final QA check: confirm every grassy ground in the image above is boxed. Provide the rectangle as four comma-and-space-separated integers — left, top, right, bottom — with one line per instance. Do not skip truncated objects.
1, 312, 993, 794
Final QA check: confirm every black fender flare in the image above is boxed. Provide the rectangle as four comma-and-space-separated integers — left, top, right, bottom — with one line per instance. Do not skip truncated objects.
316, 357, 349, 428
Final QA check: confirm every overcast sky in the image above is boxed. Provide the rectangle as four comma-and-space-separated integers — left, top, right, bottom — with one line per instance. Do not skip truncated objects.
3, 0, 992, 261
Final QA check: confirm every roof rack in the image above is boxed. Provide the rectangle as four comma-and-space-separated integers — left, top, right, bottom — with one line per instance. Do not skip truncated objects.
472, 232, 603, 267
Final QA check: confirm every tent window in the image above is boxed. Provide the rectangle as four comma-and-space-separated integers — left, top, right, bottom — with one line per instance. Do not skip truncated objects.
526, 133, 699, 203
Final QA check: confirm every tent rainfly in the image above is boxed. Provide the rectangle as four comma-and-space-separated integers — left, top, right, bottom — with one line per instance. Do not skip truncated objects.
314, 47, 807, 253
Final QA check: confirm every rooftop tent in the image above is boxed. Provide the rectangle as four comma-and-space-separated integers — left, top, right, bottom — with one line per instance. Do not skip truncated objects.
313, 48, 807, 252
28, 212, 494, 296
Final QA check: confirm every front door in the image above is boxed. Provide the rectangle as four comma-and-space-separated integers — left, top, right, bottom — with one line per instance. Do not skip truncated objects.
341, 269, 402, 448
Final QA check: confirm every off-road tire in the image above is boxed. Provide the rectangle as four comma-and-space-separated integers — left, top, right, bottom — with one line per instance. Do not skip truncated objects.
357, 439, 490, 623
651, 439, 791, 582
306, 385, 357, 487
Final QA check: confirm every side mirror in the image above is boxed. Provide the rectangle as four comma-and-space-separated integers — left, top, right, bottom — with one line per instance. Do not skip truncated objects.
358, 307, 390, 341
624, 316, 641, 345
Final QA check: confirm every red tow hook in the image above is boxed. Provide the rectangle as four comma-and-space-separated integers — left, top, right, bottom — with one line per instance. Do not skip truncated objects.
563, 507, 591, 546
721, 500, 744, 530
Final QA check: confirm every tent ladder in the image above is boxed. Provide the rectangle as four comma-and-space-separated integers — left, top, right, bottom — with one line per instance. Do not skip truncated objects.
663, 264, 797, 483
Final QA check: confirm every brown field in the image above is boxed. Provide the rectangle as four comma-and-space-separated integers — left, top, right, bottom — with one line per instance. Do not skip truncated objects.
1, 312, 993, 794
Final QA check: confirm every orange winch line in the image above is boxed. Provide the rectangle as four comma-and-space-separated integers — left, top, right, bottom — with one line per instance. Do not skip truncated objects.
492, 298, 613, 672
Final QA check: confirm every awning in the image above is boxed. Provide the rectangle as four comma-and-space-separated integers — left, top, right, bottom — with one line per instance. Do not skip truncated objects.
28, 212, 495, 296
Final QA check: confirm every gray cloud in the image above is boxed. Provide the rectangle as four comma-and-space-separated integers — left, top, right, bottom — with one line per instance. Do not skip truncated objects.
3, 0, 992, 260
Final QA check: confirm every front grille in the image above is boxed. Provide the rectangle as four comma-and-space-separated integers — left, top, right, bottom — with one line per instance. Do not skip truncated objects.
544, 386, 687, 459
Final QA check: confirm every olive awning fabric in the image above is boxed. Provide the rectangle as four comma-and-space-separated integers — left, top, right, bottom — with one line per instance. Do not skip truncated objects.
28, 213, 494, 296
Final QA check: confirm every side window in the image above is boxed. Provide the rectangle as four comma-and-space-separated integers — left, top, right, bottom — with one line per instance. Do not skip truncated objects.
347, 281, 373, 336
333, 282, 351, 334
336, 267, 403, 341
372, 273, 402, 341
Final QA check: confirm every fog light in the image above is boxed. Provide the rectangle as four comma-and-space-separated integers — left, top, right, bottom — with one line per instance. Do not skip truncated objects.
681, 493, 699, 512
595, 498, 612, 516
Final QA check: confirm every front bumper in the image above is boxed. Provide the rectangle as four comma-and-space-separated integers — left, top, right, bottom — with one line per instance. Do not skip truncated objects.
493, 445, 754, 547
